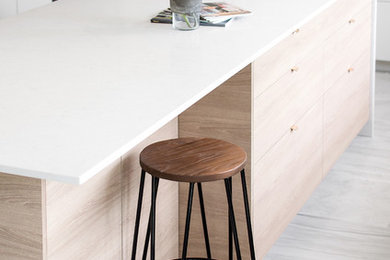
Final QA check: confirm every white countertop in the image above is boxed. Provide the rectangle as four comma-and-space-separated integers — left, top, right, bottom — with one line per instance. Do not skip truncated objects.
0, 0, 335, 184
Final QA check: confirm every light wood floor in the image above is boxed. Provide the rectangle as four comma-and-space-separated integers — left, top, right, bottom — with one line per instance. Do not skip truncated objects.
265, 72, 390, 260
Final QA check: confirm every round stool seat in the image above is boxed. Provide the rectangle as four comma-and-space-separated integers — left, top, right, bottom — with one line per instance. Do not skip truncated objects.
140, 137, 247, 183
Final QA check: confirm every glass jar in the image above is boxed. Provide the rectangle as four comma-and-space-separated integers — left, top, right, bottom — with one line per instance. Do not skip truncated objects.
170, 0, 201, 31
172, 12, 200, 30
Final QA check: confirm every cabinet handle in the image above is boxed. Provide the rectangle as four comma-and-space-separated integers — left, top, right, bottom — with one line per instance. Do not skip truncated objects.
348, 67, 354, 73
292, 28, 300, 35
290, 125, 298, 132
348, 19, 356, 24
291, 66, 299, 72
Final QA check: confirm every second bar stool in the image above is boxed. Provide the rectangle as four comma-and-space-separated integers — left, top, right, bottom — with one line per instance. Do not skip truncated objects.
131, 137, 256, 260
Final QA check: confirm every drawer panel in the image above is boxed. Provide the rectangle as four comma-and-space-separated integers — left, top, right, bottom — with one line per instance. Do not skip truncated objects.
254, 47, 324, 161
324, 51, 370, 174
253, 101, 323, 257
324, 4, 372, 89
253, 0, 371, 98
321, 0, 372, 40
253, 16, 325, 97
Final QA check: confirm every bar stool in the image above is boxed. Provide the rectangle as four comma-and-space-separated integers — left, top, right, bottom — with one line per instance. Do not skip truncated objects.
131, 137, 256, 260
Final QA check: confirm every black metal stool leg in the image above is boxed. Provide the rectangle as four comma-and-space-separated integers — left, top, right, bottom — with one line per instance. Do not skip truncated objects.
142, 177, 160, 260
150, 176, 158, 260
241, 169, 256, 260
197, 183, 212, 259
182, 182, 195, 260
228, 178, 233, 260
225, 177, 242, 260
131, 170, 146, 260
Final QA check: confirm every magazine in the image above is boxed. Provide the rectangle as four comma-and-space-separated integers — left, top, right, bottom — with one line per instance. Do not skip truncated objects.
151, 8, 233, 27
151, 3, 250, 27
201, 2, 251, 18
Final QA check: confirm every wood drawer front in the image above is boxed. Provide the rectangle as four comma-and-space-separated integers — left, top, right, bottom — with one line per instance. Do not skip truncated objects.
324, 52, 370, 174
324, 4, 372, 89
253, 101, 323, 258
321, 0, 372, 40
254, 48, 324, 161
253, 18, 325, 97
253, 0, 372, 97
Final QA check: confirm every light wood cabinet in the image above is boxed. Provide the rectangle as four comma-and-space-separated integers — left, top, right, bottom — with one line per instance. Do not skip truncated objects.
251, 0, 371, 256
0, 174, 44, 259
254, 47, 324, 161
179, 65, 252, 259
324, 52, 371, 173
179, 0, 372, 258
0, 0, 372, 258
0, 119, 178, 260
253, 101, 323, 256
324, 4, 372, 89
320, 0, 371, 39
253, 21, 323, 98
323, 1, 372, 173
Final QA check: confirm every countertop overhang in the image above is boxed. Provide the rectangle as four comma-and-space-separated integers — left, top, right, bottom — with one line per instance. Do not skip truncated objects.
0, 0, 336, 184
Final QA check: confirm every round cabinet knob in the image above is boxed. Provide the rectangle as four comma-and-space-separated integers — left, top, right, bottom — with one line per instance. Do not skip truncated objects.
292, 28, 300, 35
348, 19, 356, 24
348, 67, 354, 73
290, 125, 298, 132
291, 66, 299, 73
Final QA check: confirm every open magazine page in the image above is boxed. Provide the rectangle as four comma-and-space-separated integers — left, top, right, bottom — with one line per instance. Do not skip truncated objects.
151, 2, 250, 27
201, 2, 251, 17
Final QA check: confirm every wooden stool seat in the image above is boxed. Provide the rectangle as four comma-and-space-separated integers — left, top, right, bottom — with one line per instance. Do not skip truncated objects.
140, 137, 247, 183
132, 137, 255, 260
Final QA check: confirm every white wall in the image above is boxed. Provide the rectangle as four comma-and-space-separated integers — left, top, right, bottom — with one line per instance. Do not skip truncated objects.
377, 0, 390, 61
19, 0, 51, 13
0, 0, 17, 18
0, 0, 51, 18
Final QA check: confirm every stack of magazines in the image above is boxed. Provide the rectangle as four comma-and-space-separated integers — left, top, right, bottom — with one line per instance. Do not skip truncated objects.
151, 2, 251, 27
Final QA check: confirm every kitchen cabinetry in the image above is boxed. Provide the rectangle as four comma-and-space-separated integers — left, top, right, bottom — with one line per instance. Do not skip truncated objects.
0, 0, 373, 258
179, 0, 372, 258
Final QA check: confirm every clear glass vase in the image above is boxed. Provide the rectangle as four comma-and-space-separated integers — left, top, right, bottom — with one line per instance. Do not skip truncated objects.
172, 12, 200, 31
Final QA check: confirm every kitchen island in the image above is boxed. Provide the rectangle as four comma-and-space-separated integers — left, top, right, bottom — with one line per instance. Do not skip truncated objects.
0, 0, 375, 258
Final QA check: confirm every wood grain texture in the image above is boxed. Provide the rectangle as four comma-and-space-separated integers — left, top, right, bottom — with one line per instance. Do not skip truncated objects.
253, 101, 323, 258
140, 137, 246, 183
320, 0, 371, 43
45, 160, 122, 260
0, 120, 178, 260
0, 1, 373, 259
252, 12, 326, 98
324, 3, 372, 89
178, 65, 251, 259
122, 119, 178, 260
265, 72, 390, 260
0, 173, 44, 260
252, 0, 371, 99
324, 51, 371, 174
254, 46, 324, 161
